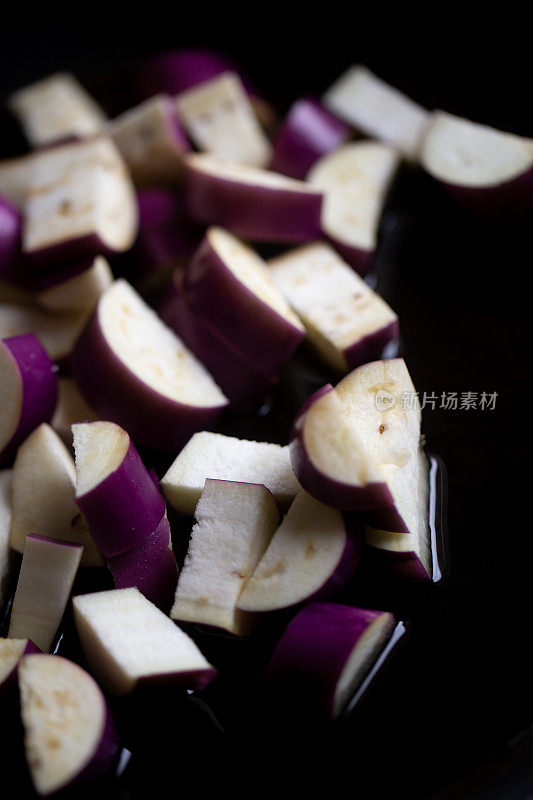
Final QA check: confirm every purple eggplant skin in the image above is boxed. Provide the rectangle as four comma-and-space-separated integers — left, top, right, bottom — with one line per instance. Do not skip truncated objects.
289, 385, 394, 512
108, 516, 178, 611
364, 543, 430, 581
236, 510, 362, 615
0, 195, 22, 281
73, 701, 121, 788
27, 229, 125, 274
0, 334, 58, 466
0, 640, 41, 692
159, 272, 277, 410
363, 503, 410, 534
363, 450, 430, 534
137, 187, 183, 229
327, 237, 373, 277
30, 256, 101, 293
343, 319, 400, 372
263, 602, 394, 718
137, 48, 259, 104
184, 159, 323, 244
315, 519, 363, 599
71, 308, 228, 452
433, 166, 533, 222
74, 436, 166, 559
137, 49, 277, 133
137, 665, 217, 692
269, 98, 350, 180
300, 521, 362, 606
131, 189, 201, 286
183, 232, 305, 375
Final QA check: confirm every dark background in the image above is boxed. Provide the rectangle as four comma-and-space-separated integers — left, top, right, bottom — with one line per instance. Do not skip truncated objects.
0, 14, 531, 799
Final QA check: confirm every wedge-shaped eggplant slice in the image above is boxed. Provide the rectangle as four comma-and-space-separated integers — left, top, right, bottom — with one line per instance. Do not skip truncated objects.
73, 421, 166, 558
37, 256, 113, 313
323, 65, 429, 160
335, 358, 421, 482
264, 602, 395, 718
160, 271, 277, 410
19, 654, 119, 796
23, 138, 138, 267
420, 111, 533, 217
108, 515, 178, 611
9, 535, 83, 651
336, 359, 431, 578
171, 479, 279, 635
0, 302, 89, 364
51, 378, 99, 446
10, 424, 103, 567
269, 97, 350, 180
363, 452, 431, 580
184, 227, 305, 374
71, 280, 228, 449
238, 490, 360, 612
0, 470, 12, 606
269, 242, 399, 372
175, 72, 271, 167
73, 587, 215, 695
161, 430, 300, 515
307, 142, 400, 274
137, 48, 274, 128
0, 638, 40, 690
109, 94, 189, 186
290, 384, 391, 511
185, 153, 323, 243
0, 333, 58, 464
9, 72, 106, 147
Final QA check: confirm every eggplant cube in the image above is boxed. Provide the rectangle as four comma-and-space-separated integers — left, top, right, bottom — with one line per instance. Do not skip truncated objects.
22, 138, 138, 266
9, 72, 106, 147
323, 65, 429, 160
171, 479, 279, 634
175, 72, 271, 167
73, 587, 215, 695
269, 242, 399, 371
109, 94, 190, 186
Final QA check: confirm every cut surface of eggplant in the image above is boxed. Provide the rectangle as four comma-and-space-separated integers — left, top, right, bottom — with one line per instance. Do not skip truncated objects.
73, 587, 215, 695
307, 142, 400, 265
171, 479, 279, 634
323, 66, 429, 160
9, 72, 106, 147
161, 430, 300, 515
8, 534, 83, 651
23, 138, 138, 263
175, 72, 271, 167
98, 279, 228, 409
109, 94, 189, 186
238, 490, 359, 612
19, 654, 118, 795
421, 110, 533, 186
9, 424, 102, 567
269, 242, 398, 371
